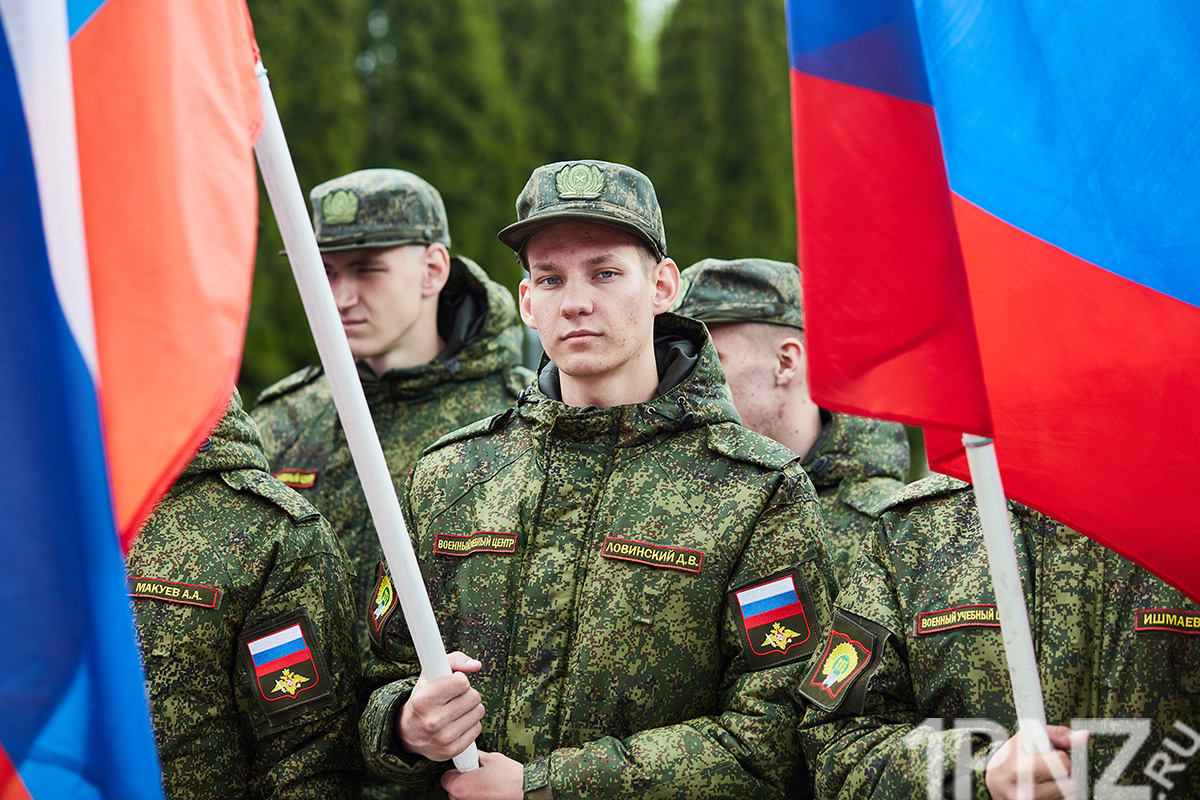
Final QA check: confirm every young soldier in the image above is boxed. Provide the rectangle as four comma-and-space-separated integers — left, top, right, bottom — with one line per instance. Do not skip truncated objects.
798, 474, 1200, 799
360, 160, 837, 799
251, 167, 532, 663
674, 257, 910, 584
129, 391, 361, 798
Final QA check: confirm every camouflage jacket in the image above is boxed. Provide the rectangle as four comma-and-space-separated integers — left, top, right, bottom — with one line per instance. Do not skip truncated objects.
798, 474, 1200, 799
801, 412, 908, 585
128, 394, 361, 799
252, 256, 532, 666
361, 313, 837, 799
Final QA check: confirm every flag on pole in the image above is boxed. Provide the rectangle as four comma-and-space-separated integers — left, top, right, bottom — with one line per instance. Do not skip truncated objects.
785, 1, 1200, 603
0, 0, 260, 796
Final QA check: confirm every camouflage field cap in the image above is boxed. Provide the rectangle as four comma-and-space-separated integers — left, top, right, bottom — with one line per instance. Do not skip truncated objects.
497, 160, 667, 261
309, 168, 450, 252
674, 258, 805, 329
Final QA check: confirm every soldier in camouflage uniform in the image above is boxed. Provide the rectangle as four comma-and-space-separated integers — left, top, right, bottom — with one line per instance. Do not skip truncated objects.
360, 160, 837, 799
128, 391, 360, 798
674, 257, 909, 584
797, 474, 1200, 799
251, 167, 531, 669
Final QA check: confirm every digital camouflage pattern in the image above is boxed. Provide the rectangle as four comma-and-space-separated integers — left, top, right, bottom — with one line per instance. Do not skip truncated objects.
675, 257, 806, 330
802, 412, 908, 585
498, 160, 668, 260
674, 257, 909, 584
253, 256, 530, 657
128, 392, 361, 799
252, 256, 530, 798
309, 168, 451, 252
798, 474, 1200, 799
362, 314, 837, 799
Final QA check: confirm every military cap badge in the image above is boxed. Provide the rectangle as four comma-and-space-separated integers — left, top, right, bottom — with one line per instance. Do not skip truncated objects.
555, 163, 605, 199
322, 189, 359, 224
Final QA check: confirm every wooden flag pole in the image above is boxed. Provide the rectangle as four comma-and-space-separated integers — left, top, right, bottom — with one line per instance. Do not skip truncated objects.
253, 59, 479, 772
962, 434, 1051, 756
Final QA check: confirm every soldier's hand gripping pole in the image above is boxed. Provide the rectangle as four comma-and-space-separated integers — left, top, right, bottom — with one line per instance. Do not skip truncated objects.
252, 59, 479, 773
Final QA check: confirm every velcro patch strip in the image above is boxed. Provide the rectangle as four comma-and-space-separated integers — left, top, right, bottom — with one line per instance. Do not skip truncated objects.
129, 576, 219, 609
1135, 608, 1200, 634
916, 604, 1000, 635
600, 536, 704, 574
434, 531, 518, 557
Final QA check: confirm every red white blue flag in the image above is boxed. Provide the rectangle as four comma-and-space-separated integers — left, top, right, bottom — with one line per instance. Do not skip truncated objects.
0, 0, 260, 796
785, 1, 1200, 602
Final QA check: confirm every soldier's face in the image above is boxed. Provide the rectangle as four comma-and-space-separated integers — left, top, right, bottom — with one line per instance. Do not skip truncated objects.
323, 244, 441, 373
519, 221, 678, 405
706, 323, 783, 438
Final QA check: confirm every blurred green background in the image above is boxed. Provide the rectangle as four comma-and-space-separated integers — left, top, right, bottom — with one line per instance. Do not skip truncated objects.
241, 0, 930, 480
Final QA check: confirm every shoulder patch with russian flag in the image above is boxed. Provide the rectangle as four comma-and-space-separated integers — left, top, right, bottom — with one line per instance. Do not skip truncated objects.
728, 568, 817, 670
239, 608, 334, 726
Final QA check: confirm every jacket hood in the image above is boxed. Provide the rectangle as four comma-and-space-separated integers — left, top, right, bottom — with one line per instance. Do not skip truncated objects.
801, 411, 910, 488
359, 255, 525, 399
181, 389, 270, 479
517, 312, 740, 447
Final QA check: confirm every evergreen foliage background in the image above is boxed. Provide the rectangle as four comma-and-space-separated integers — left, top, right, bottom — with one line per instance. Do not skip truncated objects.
241, 0, 795, 402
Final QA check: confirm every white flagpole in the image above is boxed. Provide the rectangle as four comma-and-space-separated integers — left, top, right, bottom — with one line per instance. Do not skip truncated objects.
252, 60, 479, 772
961, 434, 1051, 756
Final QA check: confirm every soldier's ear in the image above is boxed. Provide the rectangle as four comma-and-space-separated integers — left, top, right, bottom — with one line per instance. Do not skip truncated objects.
775, 337, 804, 387
422, 243, 452, 297
650, 258, 680, 314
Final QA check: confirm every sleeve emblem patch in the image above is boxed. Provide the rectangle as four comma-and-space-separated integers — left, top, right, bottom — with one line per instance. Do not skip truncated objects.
800, 611, 879, 712
729, 568, 817, 670
239, 609, 333, 726
272, 469, 316, 489
371, 561, 399, 632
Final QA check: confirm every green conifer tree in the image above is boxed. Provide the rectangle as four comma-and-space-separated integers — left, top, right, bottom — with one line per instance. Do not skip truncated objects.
365, 0, 528, 294
242, 0, 370, 401
643, 0, 795, 271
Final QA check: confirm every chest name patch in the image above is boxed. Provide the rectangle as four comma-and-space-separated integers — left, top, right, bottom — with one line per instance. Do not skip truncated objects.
729, 569, 816, 670
239, 609, 333, 726
273, 469, 316, 489
917, 604, 1000, 635
600, 537, 704, 574
1136, 608, 1200, 634
128, 576, 219, 609
434, 531, 518, 557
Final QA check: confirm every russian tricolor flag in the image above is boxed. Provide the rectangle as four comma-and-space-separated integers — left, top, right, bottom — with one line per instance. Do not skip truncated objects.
786, 1, 1200, 602
249, 625, 313, 678
1, 0, 260, 796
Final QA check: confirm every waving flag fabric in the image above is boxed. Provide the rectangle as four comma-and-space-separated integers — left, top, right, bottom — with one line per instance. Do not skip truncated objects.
1, 0, 260, 796
786, 0, 1200, 603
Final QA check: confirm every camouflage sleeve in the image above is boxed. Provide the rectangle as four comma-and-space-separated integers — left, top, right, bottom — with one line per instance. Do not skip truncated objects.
357, 483, 442, 787
235, 516, 364, 799
524, 470, 837, 799
797, 519, 994, 800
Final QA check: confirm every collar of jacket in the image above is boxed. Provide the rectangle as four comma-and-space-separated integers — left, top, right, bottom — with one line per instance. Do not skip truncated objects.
182, 388, 271, 481
802, 411, 909, 486
356, 255, 525, 401
516, 313, 740, 447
